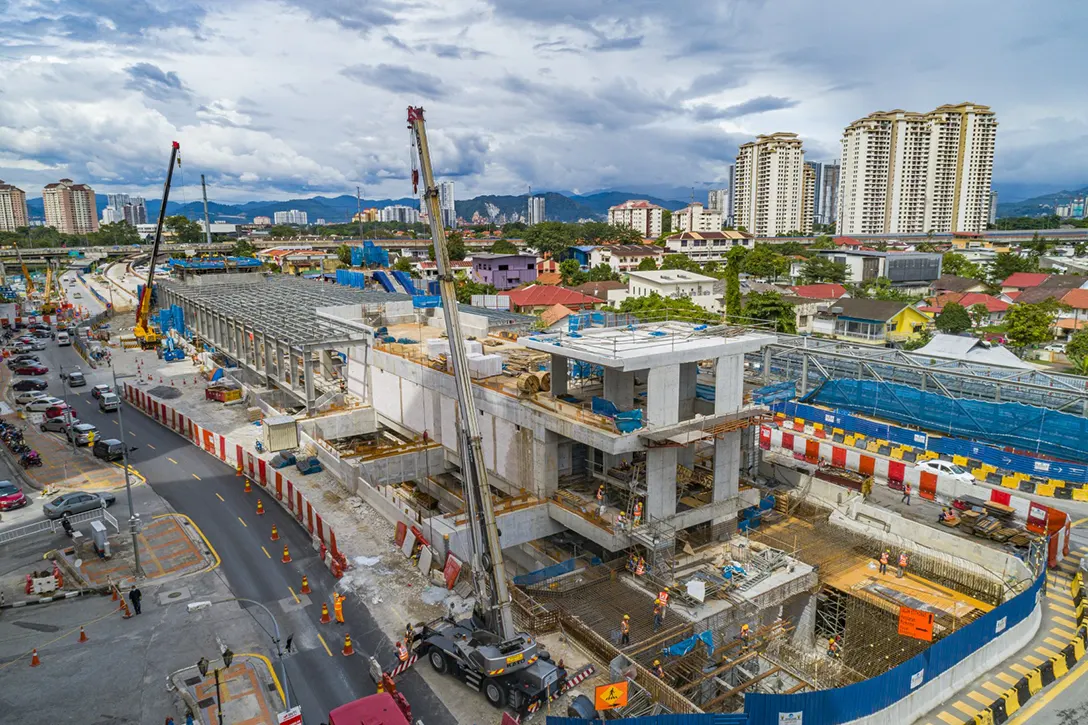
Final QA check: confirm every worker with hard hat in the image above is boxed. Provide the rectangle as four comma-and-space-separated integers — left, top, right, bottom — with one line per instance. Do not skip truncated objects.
652, 598, 664, 632
395, 640, 409, 662
621, 614, 631, 646
652, 659, 665, 679
740, 623, 751, 651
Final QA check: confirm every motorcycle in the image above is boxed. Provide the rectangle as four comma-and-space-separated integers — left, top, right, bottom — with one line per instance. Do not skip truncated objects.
20, 451, 41, 468
254, 440, 264, 453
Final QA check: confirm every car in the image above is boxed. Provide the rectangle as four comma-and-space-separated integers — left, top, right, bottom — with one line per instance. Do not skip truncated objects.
12, 378, 48, 392
30, 340, 46, 351
41, 415, 77, 433
15, 364, 48, 376
45, 403, 76, 419
73, 292, 82, 298
98, 392, 120, 412
31, 328, 51, 339
91, 384, 114, 399
93, 438, 126, 462
67, 371, 87, 387
1044, 344, 1066, 353
15, 390, 47, 405
8, 356, 40, 369
67, 423, 98, 446
10, 344, 32, 355
915, 459, 976, 484
0, 480, 28, 511
42, 491, 115, 519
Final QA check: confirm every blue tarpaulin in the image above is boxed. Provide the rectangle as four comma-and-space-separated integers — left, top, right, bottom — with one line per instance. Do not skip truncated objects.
663, 630, 714, 658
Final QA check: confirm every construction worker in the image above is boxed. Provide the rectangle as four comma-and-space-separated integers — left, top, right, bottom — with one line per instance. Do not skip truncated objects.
616, 510, 628, 531
621, 614, 631, 646
333, 592, 346, 624
740, 623, 751, 651
395, 640, 409, 662
633, 500, 643, 527
635, 556, 646, 577
827, 636, 840, 658
596, 484, 605, 502
652, 659, 665, 679
898, 551, 909, 578
404, 623, 415, 652
879, 550, 890, 576
627, 551, 638, 572
658, 586, 670, 610
653, 599, 664, 632
901, 482, 912, 505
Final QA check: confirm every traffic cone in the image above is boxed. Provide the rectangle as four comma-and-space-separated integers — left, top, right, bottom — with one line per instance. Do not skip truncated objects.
120, 598, 132, 619
111, 586, 119, 602
320, 602, 331, 624
30, 649, 40, 667
244, 479, 252, 493
342, 634, 354, 656
236, 465, 243, 477
282, 545, 291, 563
256, 499, 264, 516
270, 524, 279, 541
300, 575, 311, 594
78, 626, 88, 643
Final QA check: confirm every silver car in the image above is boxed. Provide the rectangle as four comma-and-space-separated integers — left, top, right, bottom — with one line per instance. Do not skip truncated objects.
41, 416, 77, 433
67, 423, 98, 446
15, 390, 47, 405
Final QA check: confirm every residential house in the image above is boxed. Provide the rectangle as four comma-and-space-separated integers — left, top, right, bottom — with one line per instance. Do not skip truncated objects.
1000, 272, 1050, 295
471, 253, 538, 290
1055, 288, 1088, 340
414, 260, 473, 282
743, 294, 837, 334
1014, 275, 1087, 305
914, 334, 1031, 369
537, 258, 561, 275
813, 298, 931, 345
791, 283, 848, 299
920, 292, 1009, 326
569, 280, 626, 302
255, 247, 337, 275
832, 237, 866, 249
501, 285, 603, 315
613, 269, 721, 312
932, 275, 987, 295
586, 244, 663, 273
663, 231, 755, 264
540, 304, 575, 331
816, 250, 943, 293
536, 272, 563, 286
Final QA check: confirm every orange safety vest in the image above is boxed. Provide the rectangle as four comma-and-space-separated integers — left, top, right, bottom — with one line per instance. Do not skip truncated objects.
621, 620, 629, 634
596, 486, 604, 501
904, 483, 911, 494
396, 642, 409, 661
654, 665, 664, 678
634, 502, 643, 517
658, 591, 669, 606
635, 559, 645, 576
899, 553, 908, 567
880, 552, 889, 564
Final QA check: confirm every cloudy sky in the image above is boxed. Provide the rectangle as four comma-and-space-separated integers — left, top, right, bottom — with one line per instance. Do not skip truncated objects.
1, 0, 1085, 205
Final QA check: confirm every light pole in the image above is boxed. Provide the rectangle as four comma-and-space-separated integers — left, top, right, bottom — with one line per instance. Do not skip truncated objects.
213, 598, 292, 709
111, 364, 142, 578
57, 363, 78, 454
197, 647, 234, 725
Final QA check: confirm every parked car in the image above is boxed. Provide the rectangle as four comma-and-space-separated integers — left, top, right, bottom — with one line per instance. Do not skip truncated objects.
67, 371, 87, 387
915, 459, 976, 484
41, 415, 77, 433
92, 438, 126, 462
29, 340, 47, 351
10, 344, 32, 355
91, 384, 114, 399
98, 392, 120, 412
43, 491, 115, 519
0, 480, 28, 511
15, 390, 48, 405
31, 328, 51, 339
15, 364, 48, 376
67, 423, 98, 446
1044, 344, 1066, 353
13, 378, 48, 392
8, 354, 40, 368
45, 403, 76, 419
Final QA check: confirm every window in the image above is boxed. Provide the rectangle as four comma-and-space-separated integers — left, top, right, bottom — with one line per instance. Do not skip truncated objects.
498, 264, 509, 271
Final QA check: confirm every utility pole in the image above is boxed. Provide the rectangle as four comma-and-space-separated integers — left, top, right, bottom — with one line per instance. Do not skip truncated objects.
58, 364, 77, 454
200, 175, 213, 245
111, 365, 142, 578
356, 186, 364, 241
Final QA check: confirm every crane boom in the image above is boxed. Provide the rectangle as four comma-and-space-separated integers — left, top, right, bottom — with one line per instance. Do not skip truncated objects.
14, 240, 32, 297
134, 141, 180, 347
407, 107, 516, 641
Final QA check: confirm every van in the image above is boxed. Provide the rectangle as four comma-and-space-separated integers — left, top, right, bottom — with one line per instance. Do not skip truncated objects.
56, 331, 71, 346
93, 438, 125, 462
98, 392, 120, 412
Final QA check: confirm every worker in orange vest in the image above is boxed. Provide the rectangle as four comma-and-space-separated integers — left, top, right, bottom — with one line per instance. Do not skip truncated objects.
879, 550, 890, 576
652, 659, 665, 678
898, 551, 909, 578
635, 556, 646, 576
596, 484, 605, 502
395, 640, 409, 662
621, 614, 631, 646
652, 599, 664, 632
658, 586, 670, 608
827, 636, 841, 658
633, 501, 643, 526
333, 592, 346, 624
740, 623, 751, 651
901, 482, 911, 505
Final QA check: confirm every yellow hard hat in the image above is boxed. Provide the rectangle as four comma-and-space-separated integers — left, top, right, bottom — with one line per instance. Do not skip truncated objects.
664, 586, 669, 592
620, 511, 626, 516
654, 659, 660, 665
624, 614, 630, 619
655, 598, 662, 604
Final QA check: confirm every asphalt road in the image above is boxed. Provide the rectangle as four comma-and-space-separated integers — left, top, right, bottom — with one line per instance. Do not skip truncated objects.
25, 339, 457, 725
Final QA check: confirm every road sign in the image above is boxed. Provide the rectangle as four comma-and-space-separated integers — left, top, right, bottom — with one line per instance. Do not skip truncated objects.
278, 706, 302, 725
898, 605, 934, 642
594, 680, 629, 710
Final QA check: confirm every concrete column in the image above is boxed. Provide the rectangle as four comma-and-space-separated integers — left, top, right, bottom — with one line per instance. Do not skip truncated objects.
678, 362, 698, 421
603, 368, 635, 411
320, 350, 336, 380
263, 335, 274, 380
550, 354, 568, 397
712, 431, 741, 524
714, 354, 744, 414
677, 445, 695, 470
762, 347, 772, 384
646, 364, 679, 426
531, 430, 559, 499
303, 353, 315, 408
645, 448, 678, 520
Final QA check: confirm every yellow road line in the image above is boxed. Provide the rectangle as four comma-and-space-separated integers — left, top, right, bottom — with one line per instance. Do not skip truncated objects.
1006, 652, 1088, 724
996, 672, 1019, 685
288, 586, 300, 604
237, 517, 247, 528
1035, 646, 1059, 658
215, 493, 225, 502
982, 681, 1005, 695
1010, 663, 1031, 675
261, 546, 271, 559
316, 634, 333, 657
1071, 516, 1088, 528
1054, 616, 1078, 629
951, 701, 977, 717
1044, 637, 1066, 648
192, 473, 201, 481
966, 691, 991, 705
238, 654, 285, 707
936, 713, 961, 725
168, 457, 178, 465
1024, 655, 1045, 666
1050, 603, 1077, 617
1049, 594, 1076, 607
1052, 627, 1078, 639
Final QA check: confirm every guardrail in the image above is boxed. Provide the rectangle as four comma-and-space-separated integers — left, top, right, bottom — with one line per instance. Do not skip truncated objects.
0, 506, 113, 546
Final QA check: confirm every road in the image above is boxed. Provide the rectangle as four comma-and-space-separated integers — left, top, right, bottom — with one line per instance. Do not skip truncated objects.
22, 337, 457, 724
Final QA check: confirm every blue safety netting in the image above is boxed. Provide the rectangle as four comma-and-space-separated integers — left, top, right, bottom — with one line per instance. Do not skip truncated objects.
591, 397, 644, 433
662, 630, 714, 658
335, 269, 367, 288
350, 241, 389, 267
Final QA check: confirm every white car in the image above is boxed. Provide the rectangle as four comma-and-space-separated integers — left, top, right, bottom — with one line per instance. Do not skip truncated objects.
916, 459, 976, 484
26, 396, 64, 413
15, 390, 48, 405
1044, 344, 1066, 353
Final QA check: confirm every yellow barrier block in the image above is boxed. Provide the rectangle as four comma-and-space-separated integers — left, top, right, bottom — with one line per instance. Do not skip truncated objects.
1027, 669, 1043, 694
982, 463, 997, 473
832, 428, 844, 436
1073, 637, 1085, 660
1049, 478, 1065, 487
813, 422, 823, 431
953, 454, 969, 466
926, 451, 940, 460
1074, 488, 1088, 502
891, 448, 904, 460
1001, 688, 1020, 716
867, 441, 880, 453
971, 467, 987, 480
1002, 476, 1018, 489
1036, 484, 1056, 498
794, 417, 805, 428
1052, 655, 1068, 678
844, 435, 856, 447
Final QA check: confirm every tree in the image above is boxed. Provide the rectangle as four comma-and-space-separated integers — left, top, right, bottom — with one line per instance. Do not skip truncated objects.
392, 256, 414, 274
267, 225, 297, 239
455, 279, 497, 304
232, 239, 256, 257
810, 236, 836, 250
636, 256, 659, 271
89, 221, 141, 246
614, 291, 712, 322
968, 303, 991, 329
661, 254, 700, 272
490, 239, 518, 254
587, 263, 619, 282
934, 302, 972, 335
744, 291, 796, 333
799, 257, 847, 284
941, 252, 982, 279
661, 209, 672, 235
335, 244, 352, 266
559, 259, 583, 286
724, 256, 742, 323
501, 221, 528, 238
902, 326, 933, 351
165, 215, 203, 245
447, 231, 467, 261
1004, 301, 1060, 351
742, 244, 786, 280
523, 221, 576, 257
1066, 329, 1088, 374
989, 252, 1038, 284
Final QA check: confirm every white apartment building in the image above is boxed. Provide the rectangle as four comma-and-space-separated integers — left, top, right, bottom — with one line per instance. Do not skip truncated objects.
42, 178, 98, 235
102, 207, 124, 225
673, 202, 723, 233
379, 205, 421, 225
732, 133, 813, 237
586, 244, 662, 273
818, 163, 840, 226
608, 200, 664, 238
438, 181, 456, 228
663, 231, 754, 263
837, 103, 997, 235
253, 216, 272, 226
0, 181, 29, 232
273, 209, 309, 225
707, 188, 730, 223
989, 189, 998, 225
619, 269, 721, 312
528, 196, 546, 225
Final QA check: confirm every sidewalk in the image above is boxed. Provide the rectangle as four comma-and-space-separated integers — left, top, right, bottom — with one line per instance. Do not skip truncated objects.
171, 655, 285, 725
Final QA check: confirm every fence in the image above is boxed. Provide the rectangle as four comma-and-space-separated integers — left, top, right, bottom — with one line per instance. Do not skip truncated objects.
547, 717, 748, 725
0, 506, 113, 546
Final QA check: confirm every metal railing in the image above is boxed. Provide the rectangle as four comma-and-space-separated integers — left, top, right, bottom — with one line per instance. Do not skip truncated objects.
0, 506, 113, 546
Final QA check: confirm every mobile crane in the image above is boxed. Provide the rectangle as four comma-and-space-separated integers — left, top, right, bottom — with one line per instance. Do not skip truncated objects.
406, 107, 563, 713
133, 141, 180, 349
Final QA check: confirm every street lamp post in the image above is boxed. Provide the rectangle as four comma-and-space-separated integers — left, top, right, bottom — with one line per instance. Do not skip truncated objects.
197, 647, 234, 725
213, 598, 292, 709
110, 364, 141, 578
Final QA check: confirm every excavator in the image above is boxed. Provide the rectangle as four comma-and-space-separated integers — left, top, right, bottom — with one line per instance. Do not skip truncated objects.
133, 141, 180, 349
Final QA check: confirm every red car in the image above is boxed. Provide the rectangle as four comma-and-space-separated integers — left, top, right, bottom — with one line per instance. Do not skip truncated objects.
15, 364, 48, 376
45, 404, 76, 419
0, 480, 28, 510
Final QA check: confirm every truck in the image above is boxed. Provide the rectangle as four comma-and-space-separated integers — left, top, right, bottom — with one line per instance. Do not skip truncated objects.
328, 692, 411, 725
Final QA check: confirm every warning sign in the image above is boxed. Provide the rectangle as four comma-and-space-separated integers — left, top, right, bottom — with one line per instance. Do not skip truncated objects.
898, 605, 934, 642
277, 707, 302, 725
594, 680, 629, 710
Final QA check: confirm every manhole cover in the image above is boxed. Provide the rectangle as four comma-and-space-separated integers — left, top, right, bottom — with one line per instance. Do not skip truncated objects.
196, 698, 215, 709
184, 677, 201, 687
167, 591, 183, 599
147, 386, 183, 399
157, 586, 191, 605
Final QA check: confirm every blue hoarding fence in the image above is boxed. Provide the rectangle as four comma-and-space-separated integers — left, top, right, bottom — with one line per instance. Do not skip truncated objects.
336, 269, 368, 289
350, 241, 390, 267
547, 716, 747, 725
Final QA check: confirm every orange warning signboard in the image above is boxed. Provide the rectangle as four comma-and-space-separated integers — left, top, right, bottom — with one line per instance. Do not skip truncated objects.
898, 605, 934, 642
594, 680, 629, 710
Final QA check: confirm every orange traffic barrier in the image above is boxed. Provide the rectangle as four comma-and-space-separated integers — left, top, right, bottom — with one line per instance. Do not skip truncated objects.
282, 545, 291, 563
300, 576, 311, 595
30, 649, 40, 667
244, 479, 252, 493
270, 525, 279, 541
320, 602, 331, 624
342, 634, 354, 656
78, 626, 88, 643
256, 499, 264, 516
120, 598, 133, 619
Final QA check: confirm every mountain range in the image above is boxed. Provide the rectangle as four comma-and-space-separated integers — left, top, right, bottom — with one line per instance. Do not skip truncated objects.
25, 190, 689, 225
995, 185, 1088, 218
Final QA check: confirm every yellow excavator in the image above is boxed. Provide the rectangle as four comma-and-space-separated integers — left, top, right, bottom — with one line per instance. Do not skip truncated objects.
133, 141, 180, 349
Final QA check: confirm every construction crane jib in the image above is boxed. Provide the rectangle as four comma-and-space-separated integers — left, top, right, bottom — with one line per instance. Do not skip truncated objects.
134, 141, 180, 348
407, 107, 516, 642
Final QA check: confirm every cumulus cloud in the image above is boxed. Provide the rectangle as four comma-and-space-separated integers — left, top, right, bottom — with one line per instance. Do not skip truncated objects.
340, 63, 449, 99
125, 62, 192, 101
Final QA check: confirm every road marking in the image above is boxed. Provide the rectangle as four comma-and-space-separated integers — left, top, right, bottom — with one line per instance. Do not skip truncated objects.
1024, 655, 1045, 666
1048, 593, 1076, 606
1035, 646, 1060, 658
1054, 616, 1078, 628
168, 457, 178, 465
996, 672, 1019, 684
951, 701, 977, 716
1052, 627, 1078, 639
316, 634, 333, 657
192, 473, 201, 481
937, 710, 963, 724
147, 444, 155, 450
261, 546, 271, 559
1071, 516, 1088, 528
238, 654, 286, 706
982, 681, 1005, 695
112, 420, 118, 425
1010, 663, 1031, 675
1049, 603, 1077, 617
966, 691, 990, 705
1006, 648, 1088, 724
1045, 637, 1067, 649
288, 586, 300, 604
237, 517, 247, 528
215, 493, 225, 502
